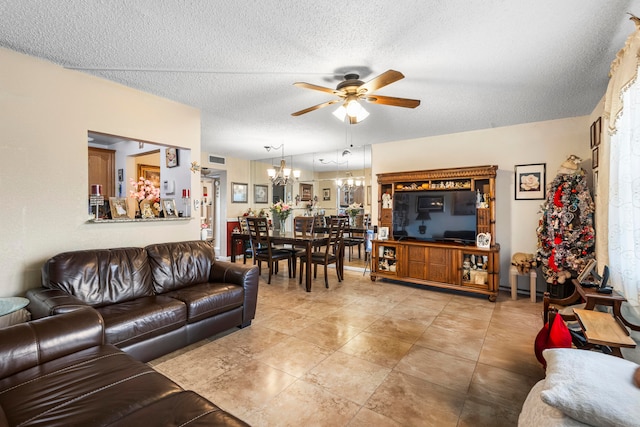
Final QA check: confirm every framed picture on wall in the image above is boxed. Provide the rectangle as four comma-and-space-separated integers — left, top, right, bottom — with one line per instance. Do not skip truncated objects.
138, 164, 160, 189
514, 163, 546, 200
254, 184, 268, 203
232, 182, 248, 203
166, 148, 179, 168
300, 183, 313, 201
323, 188, 331, 201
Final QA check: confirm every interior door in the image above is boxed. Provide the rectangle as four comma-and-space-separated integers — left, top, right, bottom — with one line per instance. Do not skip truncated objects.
88, 147, 115, 198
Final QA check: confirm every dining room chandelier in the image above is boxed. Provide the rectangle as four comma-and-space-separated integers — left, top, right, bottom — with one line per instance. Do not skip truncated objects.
265, 144, 300, 186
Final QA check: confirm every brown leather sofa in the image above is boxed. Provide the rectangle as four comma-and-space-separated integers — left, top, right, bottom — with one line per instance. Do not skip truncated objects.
26, 240, 259, 362
0, 309, 249, 426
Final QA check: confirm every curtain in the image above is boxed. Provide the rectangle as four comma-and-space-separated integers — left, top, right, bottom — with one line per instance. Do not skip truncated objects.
604, 18, 640, 308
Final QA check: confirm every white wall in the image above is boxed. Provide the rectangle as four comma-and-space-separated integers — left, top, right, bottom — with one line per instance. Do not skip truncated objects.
372, 116, 591, 289
0, 47, 201, 297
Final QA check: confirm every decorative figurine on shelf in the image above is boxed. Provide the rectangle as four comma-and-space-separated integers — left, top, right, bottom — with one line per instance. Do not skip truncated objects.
476, 189, 483, 208
382, 192, 392, 209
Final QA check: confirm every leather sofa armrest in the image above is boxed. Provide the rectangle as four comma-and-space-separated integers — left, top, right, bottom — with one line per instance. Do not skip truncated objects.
210, 261, 259, 326
0, 309, 104, 379
25, 288, 91, 319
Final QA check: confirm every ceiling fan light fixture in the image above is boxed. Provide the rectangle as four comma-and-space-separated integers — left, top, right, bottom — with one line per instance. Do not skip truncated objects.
267, 168, 276, 178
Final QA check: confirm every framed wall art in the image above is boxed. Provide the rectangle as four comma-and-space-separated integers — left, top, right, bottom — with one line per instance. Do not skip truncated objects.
590, 117, 601, 149
514, 163, 546, 200
323, 188, 331, 201
166, 147, 179, 168
254, 184, 268, 204
592, 146, 599, 169
300, 183, 313, 201
138, 164, 160, 189
232, 182, 248, 203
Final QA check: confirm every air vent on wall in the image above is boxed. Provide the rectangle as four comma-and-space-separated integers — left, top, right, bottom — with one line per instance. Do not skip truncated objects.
208, 155, 225, 165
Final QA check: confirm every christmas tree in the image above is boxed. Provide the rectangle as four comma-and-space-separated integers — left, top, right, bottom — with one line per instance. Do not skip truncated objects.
536, 156, 596, 286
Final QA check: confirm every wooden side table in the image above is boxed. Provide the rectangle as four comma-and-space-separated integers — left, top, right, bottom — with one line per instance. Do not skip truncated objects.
573, 308, 636, 358
510, 265, 537, 302
572, 279, 640, 332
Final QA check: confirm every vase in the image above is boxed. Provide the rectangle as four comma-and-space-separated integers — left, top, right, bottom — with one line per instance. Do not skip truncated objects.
279, 218, 286, 233
349, 215, 356, 227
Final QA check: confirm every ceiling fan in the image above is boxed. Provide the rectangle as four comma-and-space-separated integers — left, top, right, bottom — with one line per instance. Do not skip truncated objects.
291, 69, 420, 124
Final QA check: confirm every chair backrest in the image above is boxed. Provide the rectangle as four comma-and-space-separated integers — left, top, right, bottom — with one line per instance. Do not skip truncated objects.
313, 215, 325, 229
324, 217, 345, 256
293, 216, 314, 237
246, 217, 271, 252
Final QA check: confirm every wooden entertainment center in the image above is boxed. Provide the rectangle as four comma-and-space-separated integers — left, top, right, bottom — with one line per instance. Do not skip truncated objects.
371, 165, 500, 301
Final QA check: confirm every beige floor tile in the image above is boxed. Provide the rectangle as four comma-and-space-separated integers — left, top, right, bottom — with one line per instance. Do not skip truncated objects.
479, 330, 544, 379
383, 304, 440, 323
215, 324, 290, 357
322, 309, 381, 330
364, 316, 430, 344
365, 371, 464, 426
339, 331, 413, 368
457, 396, 521, 427
394, 345, 477, 393
415, 322, 486, 361
441, 296, 495, 322
245, 379, 361, 427
254, 335, 332, 377
293, 318, 362, 350
194, 358, 297, 417
258, 309, 313, 335
348, 407, 402, 427
468, 363, 541, 410
304, 351, 391, 405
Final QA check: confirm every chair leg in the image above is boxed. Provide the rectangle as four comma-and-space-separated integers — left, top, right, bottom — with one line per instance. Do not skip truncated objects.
288, 258, 292, 278
299, 259, 304, 284
324, 264, 329, 288
291, 256, 296, 278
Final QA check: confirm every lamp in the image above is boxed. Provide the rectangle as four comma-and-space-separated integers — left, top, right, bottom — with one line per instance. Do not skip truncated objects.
332, 96, 370, 124
416, 211, 431, 234
265, 144, 300, 186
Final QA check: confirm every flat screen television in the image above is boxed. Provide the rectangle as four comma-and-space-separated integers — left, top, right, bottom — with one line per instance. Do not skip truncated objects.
392, 190, 477, 243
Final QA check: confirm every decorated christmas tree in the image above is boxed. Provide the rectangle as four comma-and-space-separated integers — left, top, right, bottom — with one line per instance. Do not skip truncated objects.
536, 155, 595, 288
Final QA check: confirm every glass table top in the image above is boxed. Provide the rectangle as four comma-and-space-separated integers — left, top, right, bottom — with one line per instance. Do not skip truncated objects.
0, 297, 29, 316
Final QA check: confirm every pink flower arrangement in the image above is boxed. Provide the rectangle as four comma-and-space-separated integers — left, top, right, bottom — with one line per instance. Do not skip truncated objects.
270, 200, 292, 221
129, 177, 160, 203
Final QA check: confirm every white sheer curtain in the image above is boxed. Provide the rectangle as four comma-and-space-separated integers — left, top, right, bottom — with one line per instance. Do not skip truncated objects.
604, 17, 640, 308
608, 75, 640, 307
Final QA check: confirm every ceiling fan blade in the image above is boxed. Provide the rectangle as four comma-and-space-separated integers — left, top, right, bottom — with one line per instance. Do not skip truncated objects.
293, 82, 341, 95
358, 70, 404, 94
291, 99, 340, 116
365, 95, 420, 108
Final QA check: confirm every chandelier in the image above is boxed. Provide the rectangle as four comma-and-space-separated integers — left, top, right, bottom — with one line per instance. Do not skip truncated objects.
336, 172, 364, 189
265, 144, 300, 186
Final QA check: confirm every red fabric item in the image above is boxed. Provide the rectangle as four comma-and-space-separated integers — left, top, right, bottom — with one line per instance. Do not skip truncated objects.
534, 315, 572, 369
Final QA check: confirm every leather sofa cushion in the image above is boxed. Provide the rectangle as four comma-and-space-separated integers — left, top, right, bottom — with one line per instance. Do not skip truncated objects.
146, 241, 215, 294
0, 344, 247, 427
164, 282, 244, 323
108, 390, 248, 426
97, 296, 186, 347
41, 247, 154, 307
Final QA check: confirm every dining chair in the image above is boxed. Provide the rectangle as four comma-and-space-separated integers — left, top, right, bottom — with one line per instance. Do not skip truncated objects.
283, 216, 316, 277
343, 215, 365, 261
246, 217, 293, 284
237, 216, 253, 264
298, 217, 344, 288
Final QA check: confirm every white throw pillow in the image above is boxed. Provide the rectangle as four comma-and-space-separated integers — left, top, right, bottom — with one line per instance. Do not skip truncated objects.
541, 348, 640, 427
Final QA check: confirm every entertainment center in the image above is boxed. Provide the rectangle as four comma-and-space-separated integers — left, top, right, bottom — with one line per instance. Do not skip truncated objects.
371, 165, 500, 301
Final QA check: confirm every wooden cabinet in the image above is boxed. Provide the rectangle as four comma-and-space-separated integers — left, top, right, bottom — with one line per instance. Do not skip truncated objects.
372, 165, 500, 301
372, 240, 500, 301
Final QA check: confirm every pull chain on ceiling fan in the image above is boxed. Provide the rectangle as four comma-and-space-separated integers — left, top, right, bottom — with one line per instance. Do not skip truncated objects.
291, 69, 420, 124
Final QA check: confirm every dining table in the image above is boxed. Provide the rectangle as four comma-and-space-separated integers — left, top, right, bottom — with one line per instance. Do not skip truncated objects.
230, 230, 335, 292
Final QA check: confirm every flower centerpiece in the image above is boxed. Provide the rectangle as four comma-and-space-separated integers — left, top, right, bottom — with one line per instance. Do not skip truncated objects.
129, 177, 160, 218
345, 202, 362, 225
270, 200, 292, 232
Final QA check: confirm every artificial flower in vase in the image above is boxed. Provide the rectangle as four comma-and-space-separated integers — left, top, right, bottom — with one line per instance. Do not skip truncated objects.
345, 202, 362, 226
129, 177, 160, 219
270, 200, 291, 232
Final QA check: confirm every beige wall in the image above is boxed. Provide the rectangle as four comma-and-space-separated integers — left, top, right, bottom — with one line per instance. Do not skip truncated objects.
372, 116, 592, 289
0, 47, 201, 297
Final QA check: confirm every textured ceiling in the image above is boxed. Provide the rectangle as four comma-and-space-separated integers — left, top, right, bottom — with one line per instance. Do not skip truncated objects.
0, 0, 634, 170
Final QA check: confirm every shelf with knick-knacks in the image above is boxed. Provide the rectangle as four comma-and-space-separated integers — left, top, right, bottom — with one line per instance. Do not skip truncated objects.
461, 252, 491, 286
375, 243, 399, 277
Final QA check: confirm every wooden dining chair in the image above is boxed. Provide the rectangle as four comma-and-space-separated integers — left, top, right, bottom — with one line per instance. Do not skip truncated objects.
343, 214, 365, 261
237, 216, 253, 264
246, 217, 293, 284
298, 217, 344, 288
284, 216, 315, 277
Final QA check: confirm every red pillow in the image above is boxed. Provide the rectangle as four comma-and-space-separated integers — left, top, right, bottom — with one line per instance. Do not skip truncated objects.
534, 315, 572, 369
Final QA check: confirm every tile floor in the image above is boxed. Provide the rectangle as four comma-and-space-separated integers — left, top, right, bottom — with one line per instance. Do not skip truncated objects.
149, 261, 638, 426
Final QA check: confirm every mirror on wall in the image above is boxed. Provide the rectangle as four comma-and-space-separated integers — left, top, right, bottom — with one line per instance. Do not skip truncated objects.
251, 145, 371, 216
87, 131, 191, 220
